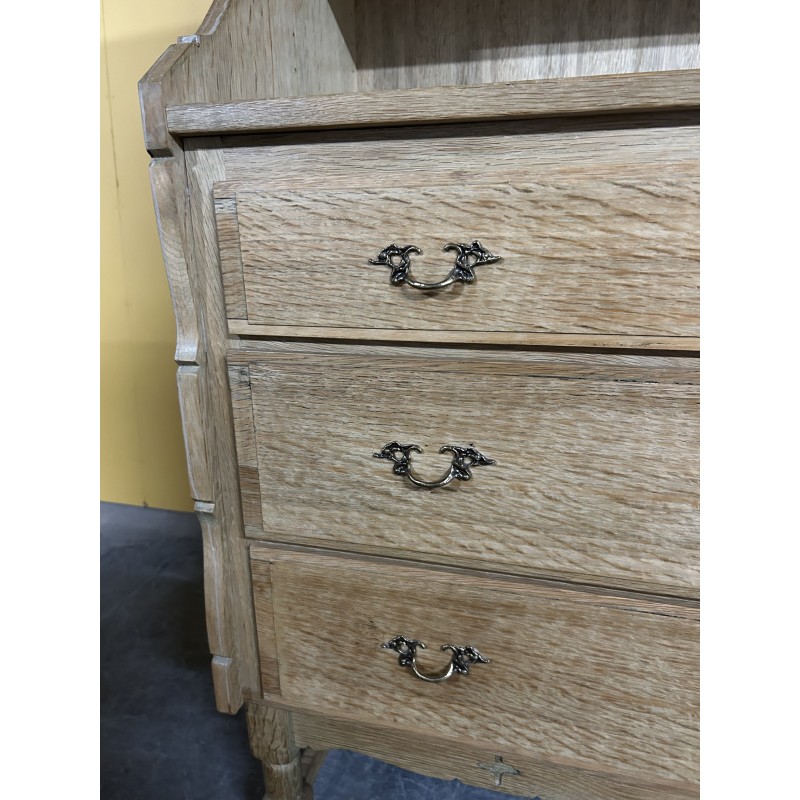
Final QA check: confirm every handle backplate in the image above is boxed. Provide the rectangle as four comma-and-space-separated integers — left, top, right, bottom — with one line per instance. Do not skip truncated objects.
374, 442, 495, 489
382, 635, 490, 683
369, 240, 500, 290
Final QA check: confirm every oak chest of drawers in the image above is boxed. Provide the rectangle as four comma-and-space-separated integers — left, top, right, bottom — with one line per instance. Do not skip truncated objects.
141, 2, 699, 798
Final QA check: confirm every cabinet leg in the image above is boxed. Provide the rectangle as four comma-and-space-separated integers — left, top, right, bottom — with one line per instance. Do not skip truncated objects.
247, 703, 305, 800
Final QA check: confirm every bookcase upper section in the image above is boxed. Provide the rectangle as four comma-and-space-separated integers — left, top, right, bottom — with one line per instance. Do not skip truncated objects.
140, 0, 699, 155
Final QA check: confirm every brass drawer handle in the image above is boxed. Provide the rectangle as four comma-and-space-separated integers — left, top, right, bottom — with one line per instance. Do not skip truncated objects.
374, 442, 495, 489
369, 240, 500, 290
382, 636, 490, 683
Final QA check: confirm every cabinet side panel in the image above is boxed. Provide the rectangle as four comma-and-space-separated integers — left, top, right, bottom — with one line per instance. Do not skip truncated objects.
140, 0, 276, 155
149, 157, 200, 364
183, 138, 263, 703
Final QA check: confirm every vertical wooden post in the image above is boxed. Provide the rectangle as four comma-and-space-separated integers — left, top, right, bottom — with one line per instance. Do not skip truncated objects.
247, 703, 305, 800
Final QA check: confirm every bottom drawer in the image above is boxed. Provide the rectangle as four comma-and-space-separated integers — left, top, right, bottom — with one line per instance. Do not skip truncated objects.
250, 548, 698, 790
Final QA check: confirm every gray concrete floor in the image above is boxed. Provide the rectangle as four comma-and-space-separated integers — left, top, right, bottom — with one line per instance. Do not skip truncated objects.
100, 502, 531, 799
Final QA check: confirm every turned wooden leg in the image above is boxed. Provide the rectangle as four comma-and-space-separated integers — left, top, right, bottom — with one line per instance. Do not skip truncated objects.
299, 748, 326, 799
247, 703, 306, 800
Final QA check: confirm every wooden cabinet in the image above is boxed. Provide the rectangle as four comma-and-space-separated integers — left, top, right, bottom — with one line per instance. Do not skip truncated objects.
141, 2, 699, 798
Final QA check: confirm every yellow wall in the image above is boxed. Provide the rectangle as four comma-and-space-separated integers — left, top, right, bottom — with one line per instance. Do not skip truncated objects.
101, 0, 210, 511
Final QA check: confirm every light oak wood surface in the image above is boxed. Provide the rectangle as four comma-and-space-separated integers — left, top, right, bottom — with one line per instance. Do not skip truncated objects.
229, 362, 264, 533
176, 366, 212, 499
140, 4, 701, 796
213, 195, 248, 319
149, 139, 258, 712
247, 703, 305, 800
251, 548, 699, 785
230, 337, 702, 370
180, 139, 265, 710
228, 323, 700, 351
139, 0, 275, 156
149, 158, 199, 363
219, 115, 700, 192
141, 0, 699, 154
168, 69, 699, 136
213, 111, 698, 349
292, 712, 698, 800
349, 0, 699, 92
195, 501, 242, 713
216, 171, 698, 338
229, 348, 699, 596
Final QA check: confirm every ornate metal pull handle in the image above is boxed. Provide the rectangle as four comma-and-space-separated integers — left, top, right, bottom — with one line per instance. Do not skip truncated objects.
369, 240, 501, 290
374, 442, 495, 489
382, 636, 490, 683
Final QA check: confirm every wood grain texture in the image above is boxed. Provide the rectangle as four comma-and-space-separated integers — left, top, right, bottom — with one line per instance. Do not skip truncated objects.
216, 113, 698, 348
251, 549, 699, 785
142, 7, 701, 797
230, 348, 699, 596
220, 169, 698, 338
176, 366, 213, 500
142, 0, 697, 154
213, 196, 247, 319
228, 364, 264, 531
168, 69, 698, 136
210, 656, 241, 713
139, 0, 275, 155
228, 322, 699, 351
185, 139, 264, 702
293, 712, 697, 800
247, 703, 304, 800
220, 114, 700, 190
140, 0, 700, 155
196, 502, 244, 712
351, 0, 699, 92
149, 158, 199, 363
268, 0, 357, 99
185, 0, 273, 103
148, 143, 257, 712
249, 553, 281, 695
230, 338, 701, 375
196, 501, 225, 656
140, 41, 197, 158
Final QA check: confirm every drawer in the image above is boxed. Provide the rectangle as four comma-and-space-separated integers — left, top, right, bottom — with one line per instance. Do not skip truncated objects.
251, 548, 699, 790
229, 346, 699, 596
213, 124, 698, 346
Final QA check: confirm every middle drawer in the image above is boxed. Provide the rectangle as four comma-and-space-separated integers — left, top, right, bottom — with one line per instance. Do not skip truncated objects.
228, 346, 699, 597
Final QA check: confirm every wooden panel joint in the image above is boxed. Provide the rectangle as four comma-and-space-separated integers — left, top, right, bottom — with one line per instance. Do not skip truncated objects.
196, 501, 244, 714
213, 189, 248, 320
211, 655, 242, 714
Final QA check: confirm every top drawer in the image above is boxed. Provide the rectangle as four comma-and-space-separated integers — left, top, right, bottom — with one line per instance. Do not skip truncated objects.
214, 118, 698, 348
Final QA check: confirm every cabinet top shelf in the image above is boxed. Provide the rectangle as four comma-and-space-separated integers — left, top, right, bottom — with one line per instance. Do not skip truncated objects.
140, 0, 699, 155
164, 69, 699, 139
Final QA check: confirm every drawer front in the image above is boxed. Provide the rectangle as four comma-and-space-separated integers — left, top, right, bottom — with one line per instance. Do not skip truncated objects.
213, 126, 698, 345
229, 348, 699, 596
251, 549, 699, 788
